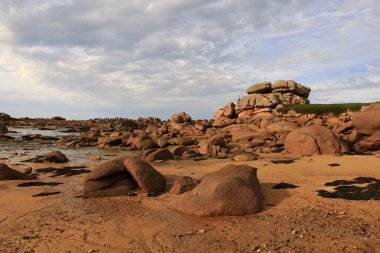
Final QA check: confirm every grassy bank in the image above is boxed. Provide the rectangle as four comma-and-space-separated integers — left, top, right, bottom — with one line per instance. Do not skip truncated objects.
278, 103, 371, 115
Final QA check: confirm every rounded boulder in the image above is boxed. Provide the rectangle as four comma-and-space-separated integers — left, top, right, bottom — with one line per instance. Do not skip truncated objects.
171, 164, 264, 216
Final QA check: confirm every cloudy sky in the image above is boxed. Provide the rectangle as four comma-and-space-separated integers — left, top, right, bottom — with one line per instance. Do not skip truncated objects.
0, 0, 379, 119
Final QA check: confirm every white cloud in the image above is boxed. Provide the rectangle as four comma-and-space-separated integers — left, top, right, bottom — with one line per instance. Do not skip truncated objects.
0, 0, 379, 119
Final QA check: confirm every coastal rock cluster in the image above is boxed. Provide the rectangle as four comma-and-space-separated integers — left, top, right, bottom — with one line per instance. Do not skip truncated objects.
214, 80, 311, 127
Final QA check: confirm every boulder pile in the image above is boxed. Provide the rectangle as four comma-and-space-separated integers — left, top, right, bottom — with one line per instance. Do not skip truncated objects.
84, 156, 166, 197
214, 80, 310, 126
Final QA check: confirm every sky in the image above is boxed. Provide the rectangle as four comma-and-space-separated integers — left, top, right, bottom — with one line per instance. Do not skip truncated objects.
0, 0, 379, 120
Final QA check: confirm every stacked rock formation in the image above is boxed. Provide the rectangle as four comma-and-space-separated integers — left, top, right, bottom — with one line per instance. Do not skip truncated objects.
84, 156, 166, 197
214, 80, 311, 126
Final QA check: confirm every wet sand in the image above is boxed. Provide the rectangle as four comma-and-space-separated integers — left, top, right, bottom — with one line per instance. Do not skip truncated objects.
0, 153, 379, 253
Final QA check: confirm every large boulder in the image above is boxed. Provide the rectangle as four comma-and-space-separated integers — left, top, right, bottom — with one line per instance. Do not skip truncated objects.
23, 151, 69, 163
285, 126, 349, 155
352, 103, 380, 135
123, 156, 166, 193
171, 164, 264, 216
171, 112, 191, 123
246, 82, 272, 94
0, 123, 8, 135
0, 163, 37, 180
272, 80, 311, 98
84, 156, 166, 197
144, 148, 174, 162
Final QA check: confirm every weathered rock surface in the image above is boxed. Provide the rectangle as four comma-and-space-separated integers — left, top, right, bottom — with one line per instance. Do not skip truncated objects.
144, 149, 174, 162
214, 80, 311, 123
0, 123, 8, 135
123, 156, 166, 193
84, 156, 166, 197
0, 113, 11, 121
169, 176, 201, 195
355, 131, 380, 150
233, 152, 260, 162
0, 163, 37, 180
285, 126, 349, 155
24, 151, 69, 163
352, 103, 380, 135
171, 112, 192, 123
246, 82, 272, 94
172, 164, 263, 216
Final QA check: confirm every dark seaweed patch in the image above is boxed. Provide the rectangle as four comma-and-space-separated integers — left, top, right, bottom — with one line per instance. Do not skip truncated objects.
17, 182, 63, 187
271, 160, 295, 164
32, 191, 61, 197
35, 166, 90, 177
272, 182, 300, 189
328, 163, 341, 167
317, 177, 380, 200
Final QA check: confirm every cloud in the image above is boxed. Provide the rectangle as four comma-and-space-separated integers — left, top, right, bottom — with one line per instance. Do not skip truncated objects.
0, 0, 379, 119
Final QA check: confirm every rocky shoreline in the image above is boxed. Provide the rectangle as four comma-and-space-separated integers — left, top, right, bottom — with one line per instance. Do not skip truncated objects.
0, 81, 379, 252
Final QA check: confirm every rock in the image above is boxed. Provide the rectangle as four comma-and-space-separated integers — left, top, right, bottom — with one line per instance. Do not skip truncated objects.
0, 113, 11, 121
171, 112, 192, 123
98, 136, 122, 148
198, 140, 212, 155
51, 116, 66, 121
157, 137, 169, 148
172, 164, 263, 216
123, 156, 166, 193
24, 151, 69, 163
23, 167, 33, 174
212, 117, 236, 127
145, 149, 174, 162
246, 82, 272, 94
233, 152, 259, 162
284, 126, 349, 155
172, 137, 194, 146
84, 156, 166, 197
355, 131, 380, 150
265, 121, 298, 133
0, 122, 8, 135
209, 135, 226, 146
137, 139, 157, 150
169, 176, 201, 195
84, 157, 136, 197
90, 154, 102, 161
169, 145, 189, 157
0, 163, 37, 180
213, 80, 311, 120
272, 80, 311, 98
352, 103, 380, 135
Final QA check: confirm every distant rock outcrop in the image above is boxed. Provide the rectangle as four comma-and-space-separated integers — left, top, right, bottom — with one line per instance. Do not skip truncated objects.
214, 80, 311, 126
0, 113, 11, 121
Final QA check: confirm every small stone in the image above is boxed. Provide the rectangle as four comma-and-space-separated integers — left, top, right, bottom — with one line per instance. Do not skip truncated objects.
90, 154, 102, 161
198, 229, 206, 234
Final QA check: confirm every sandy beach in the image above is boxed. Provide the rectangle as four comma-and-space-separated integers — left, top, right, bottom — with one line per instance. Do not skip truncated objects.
1, 153, 379, 253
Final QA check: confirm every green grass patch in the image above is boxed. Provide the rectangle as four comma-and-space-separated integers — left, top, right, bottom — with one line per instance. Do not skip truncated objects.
278, 103, 371, 115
